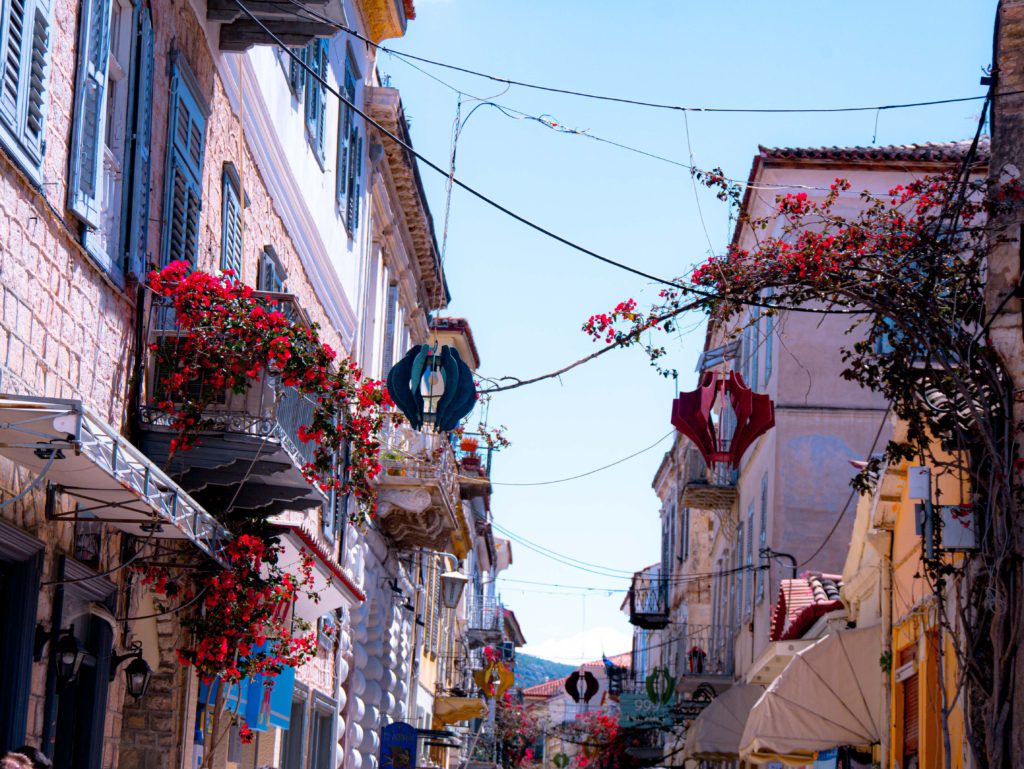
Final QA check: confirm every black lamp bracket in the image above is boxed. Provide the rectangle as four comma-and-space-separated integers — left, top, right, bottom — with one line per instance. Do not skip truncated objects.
33, 623, 72, 662
108, 641, 144, 682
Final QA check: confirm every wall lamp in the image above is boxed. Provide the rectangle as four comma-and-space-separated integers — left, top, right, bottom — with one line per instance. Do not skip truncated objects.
109, 641, 153, 700
34, 624, 86, 688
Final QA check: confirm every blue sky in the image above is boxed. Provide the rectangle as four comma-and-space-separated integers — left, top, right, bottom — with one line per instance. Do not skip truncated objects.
383, 0, 997, 662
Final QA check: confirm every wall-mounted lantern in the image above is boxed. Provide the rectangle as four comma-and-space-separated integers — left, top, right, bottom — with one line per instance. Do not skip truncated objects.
387, 345, 477, 432
35, 624, 86, 688
109, 641, 153, 700
439, 570, 468, 609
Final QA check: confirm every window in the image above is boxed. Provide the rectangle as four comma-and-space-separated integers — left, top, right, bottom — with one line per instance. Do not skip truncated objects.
748, 310, 759, 389
221, 164, 243, 275
0, 0, 52, 179
744, 504, 754, 617
280, 688, 309, 769
304, 39, 327, 165
756, 474, 768, 603
763, 290, 774, 386
257, 246, 285, 292
308, 699, 334, 769
337, 53, 362, 233
381, 283, 399, 376
681, 507, 690, 562
287, 45, 307, 99
68, 0, 152, 280
161, 54, 207, 266
733, 525, 742, 628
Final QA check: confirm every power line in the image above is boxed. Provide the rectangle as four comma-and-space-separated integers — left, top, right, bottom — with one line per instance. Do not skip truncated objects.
239, 0, 897, 318
276, 0, 999, 116
491, 431, 673, 486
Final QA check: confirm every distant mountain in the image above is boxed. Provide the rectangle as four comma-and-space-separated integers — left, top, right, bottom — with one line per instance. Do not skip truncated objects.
514, 653, 576, 689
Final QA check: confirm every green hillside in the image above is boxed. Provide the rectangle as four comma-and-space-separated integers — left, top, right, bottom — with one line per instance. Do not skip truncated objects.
514, 653, 576, 689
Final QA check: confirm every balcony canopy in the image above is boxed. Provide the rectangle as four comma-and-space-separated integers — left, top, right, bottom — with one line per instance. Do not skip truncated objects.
739, 625, 884, 766
0, 394, 228, 562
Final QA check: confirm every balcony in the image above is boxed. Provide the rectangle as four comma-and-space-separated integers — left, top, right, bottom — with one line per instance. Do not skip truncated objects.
210, 0, 350, 52
375, 415, 460, 551
137, 293, 329, 519
464, 594, 504, 648
629, 574, 669, 630
452, 433, 492, 501
674, 624, 735, 695
680, 445, 738, 510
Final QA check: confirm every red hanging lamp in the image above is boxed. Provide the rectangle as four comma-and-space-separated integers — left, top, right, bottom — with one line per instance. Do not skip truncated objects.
671, 371, 775, 468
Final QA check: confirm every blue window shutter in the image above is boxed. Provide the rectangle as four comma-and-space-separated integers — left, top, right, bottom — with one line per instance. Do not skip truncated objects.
125, 6, 153, 279
336, 58, 354, 208
67, 0, 111, 227
221, 170, 243, 275
288, 45, 306, 99
161, 59, 206, 266
352, 133, 362, 229
304, 40, 326, 163
0, 0, 52, 171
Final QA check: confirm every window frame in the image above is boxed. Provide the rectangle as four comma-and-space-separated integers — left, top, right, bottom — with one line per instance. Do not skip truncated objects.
220, 162, 244, 276
303, 39, 327, 167
280, 683, 310, 769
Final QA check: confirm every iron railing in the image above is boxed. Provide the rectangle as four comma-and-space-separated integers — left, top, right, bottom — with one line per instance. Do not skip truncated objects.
674, 624, 735, 677
466, 594, 503, 633
629, 574, 669, 629
378, 414, 459, 513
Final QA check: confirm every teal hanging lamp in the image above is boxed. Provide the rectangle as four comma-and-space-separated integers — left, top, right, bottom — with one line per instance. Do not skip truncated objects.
386, 344, 477, 432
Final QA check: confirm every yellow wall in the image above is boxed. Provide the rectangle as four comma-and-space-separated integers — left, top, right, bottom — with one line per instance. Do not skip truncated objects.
886, 450, 969, 769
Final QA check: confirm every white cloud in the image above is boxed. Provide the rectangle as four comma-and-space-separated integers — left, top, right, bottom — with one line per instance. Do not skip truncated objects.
522, 626, 633, 665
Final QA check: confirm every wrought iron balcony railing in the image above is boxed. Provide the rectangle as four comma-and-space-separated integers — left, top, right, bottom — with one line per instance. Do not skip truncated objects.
465, 594, 504, 647
137, 293, 332, 519
681, 445, 739, 509
629, 574, 669, 630
674, 623, 736, 677
374, 414, 461, 551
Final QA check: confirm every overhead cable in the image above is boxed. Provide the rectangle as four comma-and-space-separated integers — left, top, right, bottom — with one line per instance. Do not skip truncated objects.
236, 0, 883, 317
275, 0, 999, 116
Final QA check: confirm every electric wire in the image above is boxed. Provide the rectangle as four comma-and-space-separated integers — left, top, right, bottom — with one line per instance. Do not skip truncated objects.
236, 0, 864, 317
489, 431, 673, 486
274, 0, 1000, 116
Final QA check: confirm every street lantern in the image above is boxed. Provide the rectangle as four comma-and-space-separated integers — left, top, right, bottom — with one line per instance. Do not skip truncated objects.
55, 628, 86, 687
387, 345, 476, 432
439, 570, 468, 609
109, 642, 153, 700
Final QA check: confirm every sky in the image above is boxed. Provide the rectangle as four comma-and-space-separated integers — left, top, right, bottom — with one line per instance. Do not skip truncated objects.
381, 1, 997, 663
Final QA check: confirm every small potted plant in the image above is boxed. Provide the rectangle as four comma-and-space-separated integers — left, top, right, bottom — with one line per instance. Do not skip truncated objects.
383, 449, 406, 476
459, 437, 479, 453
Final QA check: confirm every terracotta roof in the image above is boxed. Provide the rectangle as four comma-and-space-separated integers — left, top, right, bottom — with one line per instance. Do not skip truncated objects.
759, 138, 989, 165
769, 572, 843, 641
521, 652, 632, 698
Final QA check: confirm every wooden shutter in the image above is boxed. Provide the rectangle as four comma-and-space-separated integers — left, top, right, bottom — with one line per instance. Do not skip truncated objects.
162, 58, 206, 266
304, 40, 326, 163
901, 645, 920, 755
345, 131, 361, 232
68, 0, 111, 227
22, 0, 49, 159
757, 474, 768, 602
0, 0, 51, 166
0, 549, 42, 753
336, 57, 355, 207
125, 6, 153, 278
288, 45, 306, 99
430, 562, 441, 655
220, 170, 243, 275
0, 0, 26, 128
381, 284, 399, 375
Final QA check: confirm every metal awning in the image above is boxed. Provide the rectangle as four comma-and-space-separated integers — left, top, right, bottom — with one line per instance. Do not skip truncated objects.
739, 625, 884, 766
0, 394, 229, 561
681, 684, 763, 762
273, 522, 364, 621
